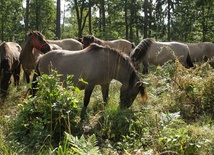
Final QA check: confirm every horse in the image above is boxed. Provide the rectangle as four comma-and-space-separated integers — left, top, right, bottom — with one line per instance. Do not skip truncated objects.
0, 42, 21, 101
130, 38, 194, 74
49, 43, 62, 50
80, 35, 135, 55
187, 42, 214, 65
47, 38, 83, 51
19, 31, 51, 83
32, 43, 147, 115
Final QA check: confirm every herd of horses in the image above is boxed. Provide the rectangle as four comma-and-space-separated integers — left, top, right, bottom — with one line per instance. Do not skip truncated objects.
1, 31, 214, 114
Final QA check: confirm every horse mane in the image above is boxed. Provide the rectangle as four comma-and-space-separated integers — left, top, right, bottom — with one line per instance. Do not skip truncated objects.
1, 42, 9, 53
86, 43, 136, 71
27, 30, 46, 39
83, 35, 103, 45
132, 38, 154, 61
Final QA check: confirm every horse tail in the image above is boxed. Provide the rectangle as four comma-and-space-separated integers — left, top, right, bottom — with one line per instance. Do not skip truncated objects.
31, 59, 41, 96
186, 52, 194, 68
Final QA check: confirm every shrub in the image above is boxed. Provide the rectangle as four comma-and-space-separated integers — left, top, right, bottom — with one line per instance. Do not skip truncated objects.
9, 71, 81, 152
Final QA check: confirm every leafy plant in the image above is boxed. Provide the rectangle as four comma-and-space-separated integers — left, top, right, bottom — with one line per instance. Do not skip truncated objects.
9, 70, 81, 152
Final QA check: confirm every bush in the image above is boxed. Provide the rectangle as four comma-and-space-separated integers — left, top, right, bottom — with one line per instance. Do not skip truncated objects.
9, 71, 81, 152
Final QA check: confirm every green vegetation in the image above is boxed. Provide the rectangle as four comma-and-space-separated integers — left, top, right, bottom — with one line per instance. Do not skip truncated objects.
0, 60, 214, 155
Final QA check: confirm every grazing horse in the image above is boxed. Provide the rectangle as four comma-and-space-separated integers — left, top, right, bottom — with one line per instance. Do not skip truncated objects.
187, 42, 214, 65
19, 31, 51, 83
0, 42, 21, 101
130, 38, 194, 74
32, 43, 147, 113
47, 38, 83, 51
80, 35, 135, 55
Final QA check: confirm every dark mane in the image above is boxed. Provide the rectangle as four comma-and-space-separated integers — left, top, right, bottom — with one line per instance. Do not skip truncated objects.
131, 38, 154, 62
27, 31, 45, 39
86, 43, 136, 72
83, 35, 103, 45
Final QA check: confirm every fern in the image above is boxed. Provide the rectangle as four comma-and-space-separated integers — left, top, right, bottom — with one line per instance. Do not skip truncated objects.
65, 132, 101, 155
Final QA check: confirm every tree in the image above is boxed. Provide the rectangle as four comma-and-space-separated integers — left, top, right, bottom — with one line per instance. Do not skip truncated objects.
144, 0, 148, 38
28, 0, 56, 39
0, 0, 23, 42
56, 0, 61, 39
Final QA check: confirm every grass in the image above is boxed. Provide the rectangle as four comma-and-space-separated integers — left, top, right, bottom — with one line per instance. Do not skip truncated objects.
0, 61, 214, 154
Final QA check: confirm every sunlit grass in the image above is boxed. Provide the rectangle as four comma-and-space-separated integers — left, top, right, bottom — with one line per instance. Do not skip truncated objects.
0, 60, 214, 154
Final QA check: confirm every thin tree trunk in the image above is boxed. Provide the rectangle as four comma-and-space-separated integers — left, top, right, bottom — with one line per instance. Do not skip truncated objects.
101, 0, 105, 33
144, 0, 148, 38
25, 0, 29, 40
88, 0, 92, 34
56, 0, 61, 39
167, 0, 171, 41
125, 0, 128, 39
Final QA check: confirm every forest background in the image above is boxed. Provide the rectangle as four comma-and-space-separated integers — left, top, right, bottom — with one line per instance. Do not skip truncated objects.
0, 0, 213, 45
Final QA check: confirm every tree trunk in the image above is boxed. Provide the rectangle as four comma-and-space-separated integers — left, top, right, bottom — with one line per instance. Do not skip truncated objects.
56, 0, 61, 39
144, 0, 148, 39
88, 0, 92, 34
167, 0, 171, 41
125, 0, 128, 39
36, 0, 39, 30
25, 0, 30, 41
101, 0, 105, 33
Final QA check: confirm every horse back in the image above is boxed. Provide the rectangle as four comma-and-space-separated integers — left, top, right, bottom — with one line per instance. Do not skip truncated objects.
37, 47, 117, 89
148, 42, 189, 65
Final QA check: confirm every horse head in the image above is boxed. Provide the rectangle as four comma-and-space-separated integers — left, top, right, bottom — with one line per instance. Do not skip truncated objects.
26, 31, 51, 53
120, 71, 147, 108
82, 35, 95, 48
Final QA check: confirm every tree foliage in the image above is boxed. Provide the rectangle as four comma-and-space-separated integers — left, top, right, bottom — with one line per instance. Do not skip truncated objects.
0, 0, 213, 44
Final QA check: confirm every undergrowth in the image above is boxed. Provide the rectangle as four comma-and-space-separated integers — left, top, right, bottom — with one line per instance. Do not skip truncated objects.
0, 60, 214, 155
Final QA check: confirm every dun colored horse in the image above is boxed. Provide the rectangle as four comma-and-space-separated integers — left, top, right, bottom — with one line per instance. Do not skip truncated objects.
187, 42, 214, 65
32, 43, 146, 113
20, 31, 51, 83
47, 38, 83, 51
130, 38, 194, 74
0, 42, 21, 101
80, 35, 135, 55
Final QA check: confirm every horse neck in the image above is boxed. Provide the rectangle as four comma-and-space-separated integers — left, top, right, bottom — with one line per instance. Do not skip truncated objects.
112, 55, 136, 85
94, 37, 104, 45
22, 40, 34, 55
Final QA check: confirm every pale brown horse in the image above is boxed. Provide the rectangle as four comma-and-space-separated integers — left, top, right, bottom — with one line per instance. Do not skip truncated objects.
0, 42, 21, 101
187, 42, 214, 65
80, 35, 135, 55
32, 43, 146, 114
130, 38, 194, 74
47, 38, 83, 51
19, 31, 51, 83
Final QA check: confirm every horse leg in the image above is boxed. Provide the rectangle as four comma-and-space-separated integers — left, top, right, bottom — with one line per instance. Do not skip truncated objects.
101, 83, 110, 105
0, 59, 11, 100
13, 64, 21, 86
142, 62, 149, 74
186, 53, 194, 68
81, 85, 95, 119
31, 71, 40, 96
24, 71, 30, 83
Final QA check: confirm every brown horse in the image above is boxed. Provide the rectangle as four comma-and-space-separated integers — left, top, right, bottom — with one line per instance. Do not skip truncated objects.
32, 43, 146, 114
47, 38, 83, 50
19, 31, 51, 83
187, 42, 214, 64
130, 38, 194, 74
80, 35, 135, 55
0, 42, 21, 101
